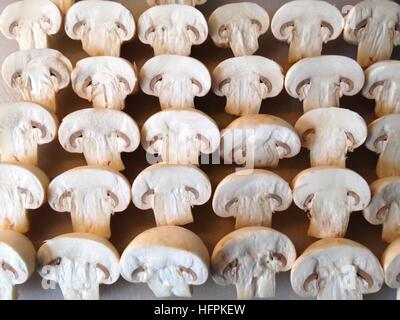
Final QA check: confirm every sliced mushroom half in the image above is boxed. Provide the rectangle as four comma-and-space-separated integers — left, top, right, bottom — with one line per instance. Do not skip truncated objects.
381, 237, 400, 300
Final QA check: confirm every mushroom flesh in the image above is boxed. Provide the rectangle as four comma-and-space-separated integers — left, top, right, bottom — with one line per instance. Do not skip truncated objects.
381, 237, 400, 300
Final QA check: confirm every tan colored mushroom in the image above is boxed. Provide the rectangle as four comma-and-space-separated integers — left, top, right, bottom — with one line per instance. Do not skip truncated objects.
381, 237, 400, 300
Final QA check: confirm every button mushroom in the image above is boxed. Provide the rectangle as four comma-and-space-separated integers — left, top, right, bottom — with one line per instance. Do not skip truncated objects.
343, 0, 400, 68
50, 0, 74, 14
58, 108, 140, 171
138, 4, 208, 56
0, 0, 62, 50
366, 114, 400, 178
292, 166, 370, 238
2, 49, 72, 112
285, 55, 365, 112
212, 56, 284, 116
363, 177, 400, 243
295, 107, 367, 167
381, 237, 400, 300
0, 102, 58, 165
71, 56, 137, 110
65, 0, 135, 57
221, 114, 301, 168
48, 166, 131, 239
211, 227, 296, 300
140, 55, 211, 110
0, 162, 49, 233
37, 232, 120, 300
120, 226, 209, 298
132, 163, 211, 226
213, 169, 292, 229
147, 0, 206, 6
141, 109, 220, 165
291, 238, 384, 300
208, 2, 269, 57
271, 0, 344, 63
0, 230, 35, 300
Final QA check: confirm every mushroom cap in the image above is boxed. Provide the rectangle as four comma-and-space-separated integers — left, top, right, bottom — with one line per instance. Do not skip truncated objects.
37, 232, 120, 284
292, 166, 371, 211
363, 60, 400, 99
365, 114, 400, 153
212, 55, 284, 97
295, 107, 367, 149
291, 238, 384, 297
209, 2, 269, 47
381, 236, 400, 289
132, 163, 211, 210
0, 230, 35, 285
120, 226, 209, 285
211, 226, 296, 285
213, 169, 292, 218
271, 0, 344, 41
58, 108, 140, 153
140, 54, 211, 97
285, 55, 365, 98
48, 166, 131, 212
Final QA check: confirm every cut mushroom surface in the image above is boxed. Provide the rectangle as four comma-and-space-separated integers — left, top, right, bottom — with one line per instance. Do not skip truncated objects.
65, 0, 135, 56
141, 108, 220, 165
366, 114, 400, 178
285, 55, 365, 112
212, 56, 284, 116
292, 166, 370, 239
213, 169, 292, 229
221, 114, 301, 168
211, 227, 296, 300
138, 4, 208, 56
120, 226, 209, 298
37, 233, 120, 300
48, 166, 131, 239
50, 0, 74, 14
147, 0, 207, 6
132, 163, 211, 226
71, 56, 137, 110
363, 61, 400, 117
2, 49, 72, 112
0, 102, 58, 165
140, 55, 211, 110
58, 108, 140, 171
0, 0, 62, 50
208, 2, 269, 57
295, 107, 367, 167
343, 0, 400, 68
271, 0, 344, 63
381, 237, 400, 300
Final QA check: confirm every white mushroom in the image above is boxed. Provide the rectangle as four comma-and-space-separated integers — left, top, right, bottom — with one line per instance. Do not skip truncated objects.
365, 114, 400, 178
0, 102, 58, 165
138, 4, 208, 56
141, 109, 220, 165
363, 61, 400, 117
285, 56, 365, 112
221, 114, 301, 168
132, 163, 211, 226
140, 55, 210, 110
37, 232, 120, 300
213, 169, 292, 229
58, 108, 140, 171
212, 56, 284, 116
292, 166, 370, 239
2, 49, 72, 112
291, 238, 384, 300
48, 166, 131, 239
0, 230, 35, 300
50, 0, 74, 14
147, 0, 206, 6
208, 2, 269, 57
363, 177, 400, 243
120, 226, 209, 298
212, 227, 296, 300
65, 0, 135, 57
381, 237, 400, 300
0, 0, 62, 50
0, 163, 49, 234
271, 0, 344, 63
343, 0, 400, 68
71, 56, 137, 110
295, 107, 367, 167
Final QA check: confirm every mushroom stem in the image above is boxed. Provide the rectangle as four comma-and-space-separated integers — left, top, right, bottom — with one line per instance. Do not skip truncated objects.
156, 76, 196, 109
382, 201, 400, 243
227, 21, 260, 56
374, 81, 400, 117
254, 268, 276, 298
151, 28, 193, 56
15, 23, 48, 50
377, 139, 400, 178
147, 267, 192, 298
397, 288, 400, 300
233, 196, 273, 229
302, 78, 341, 112
160, 132, 200, 165
91, 77, 125, 110
81, 27, 122, 57
0, 268, 15, 300
0, 187, 28, 233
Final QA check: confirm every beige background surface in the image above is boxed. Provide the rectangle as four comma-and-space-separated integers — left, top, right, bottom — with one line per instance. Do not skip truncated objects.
0, 0, 398, 300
